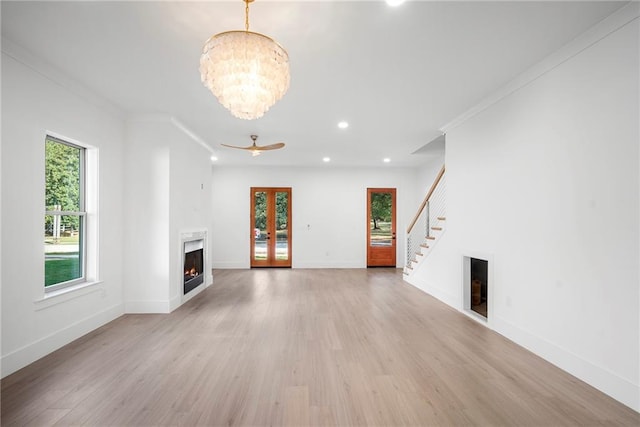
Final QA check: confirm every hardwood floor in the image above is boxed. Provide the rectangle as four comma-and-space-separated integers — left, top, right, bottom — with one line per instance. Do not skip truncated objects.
2, 269, 638, 426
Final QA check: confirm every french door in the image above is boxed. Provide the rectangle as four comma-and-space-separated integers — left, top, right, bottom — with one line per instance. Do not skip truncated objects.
367, 188, 396, 267
251, 187, 292, 268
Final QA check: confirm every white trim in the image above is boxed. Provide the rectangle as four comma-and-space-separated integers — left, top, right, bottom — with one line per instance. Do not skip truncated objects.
177, 280, 208, 308
404, 276, 458, 309
440, 2, 640, 134
170, 118, 215, 155
126, 115, 215, 156
461, 251, 494, 326
406, 276, 640, 412
293, 261, 366, 268
1, 303, 123, 378
124, 300, 171, 314
493, 315, 640, 412
180, 230, 208, 306
212, 261, 249, 269
35, 280, 104, 311
169, 294, 182, 312
43, 133, 100, 295
1, 38, 125, 120
44, 210, 86, 216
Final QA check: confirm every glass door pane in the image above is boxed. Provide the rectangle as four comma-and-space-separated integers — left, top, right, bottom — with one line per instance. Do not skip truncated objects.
254, 191, 267, 262
369, 192, 393, 247
275, 191, 289, 261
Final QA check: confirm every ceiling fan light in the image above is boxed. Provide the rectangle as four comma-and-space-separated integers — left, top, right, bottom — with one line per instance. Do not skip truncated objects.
386, 0, 406, 7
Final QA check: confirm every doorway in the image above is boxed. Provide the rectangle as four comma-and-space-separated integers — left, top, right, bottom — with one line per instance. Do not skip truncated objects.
250, 187, 292, 268
367, 188, 396, 267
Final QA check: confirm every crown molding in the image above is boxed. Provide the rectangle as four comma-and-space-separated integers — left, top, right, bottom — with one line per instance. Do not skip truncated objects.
440, 2, 640, 134
1, 37, 126, 121
126, 114, 214, 154
170, 117, 215, 155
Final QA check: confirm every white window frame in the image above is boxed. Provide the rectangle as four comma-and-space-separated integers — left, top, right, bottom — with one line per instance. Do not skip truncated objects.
44, 135, 87, 292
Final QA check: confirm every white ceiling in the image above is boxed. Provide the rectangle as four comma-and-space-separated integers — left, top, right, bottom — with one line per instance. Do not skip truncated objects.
1, 1, 626, 167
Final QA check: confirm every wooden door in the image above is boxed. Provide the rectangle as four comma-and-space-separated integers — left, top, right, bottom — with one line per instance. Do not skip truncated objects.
251, 187, 292, 268
367, 188, 396, 267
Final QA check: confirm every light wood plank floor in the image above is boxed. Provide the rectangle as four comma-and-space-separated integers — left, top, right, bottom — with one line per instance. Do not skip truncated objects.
2, 269, 638, 426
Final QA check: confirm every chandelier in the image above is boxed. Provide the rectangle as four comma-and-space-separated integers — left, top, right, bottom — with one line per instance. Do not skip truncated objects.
199, 0, 290, 120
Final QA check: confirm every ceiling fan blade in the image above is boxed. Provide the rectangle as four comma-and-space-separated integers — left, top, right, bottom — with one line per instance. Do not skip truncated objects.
255, 142, 285, 151
221, 143, 253, 150
220, 138, 285, 155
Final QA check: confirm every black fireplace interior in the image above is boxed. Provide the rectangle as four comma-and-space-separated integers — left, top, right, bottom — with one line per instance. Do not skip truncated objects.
470, 257, 488, 317
184, 248, 204, 295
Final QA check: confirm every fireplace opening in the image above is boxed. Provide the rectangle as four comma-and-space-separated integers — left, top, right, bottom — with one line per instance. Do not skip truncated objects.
183, 240, 204, 295
470, 257, 488, 318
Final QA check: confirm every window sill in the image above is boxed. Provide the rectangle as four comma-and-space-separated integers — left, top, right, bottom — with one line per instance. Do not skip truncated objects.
34, 280, 103, 311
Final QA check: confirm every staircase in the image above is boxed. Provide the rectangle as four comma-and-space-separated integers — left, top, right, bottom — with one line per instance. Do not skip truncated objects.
404, 165, 446, 275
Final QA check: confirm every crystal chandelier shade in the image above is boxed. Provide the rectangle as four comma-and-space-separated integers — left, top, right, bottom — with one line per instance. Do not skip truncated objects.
199, 1, 290, 120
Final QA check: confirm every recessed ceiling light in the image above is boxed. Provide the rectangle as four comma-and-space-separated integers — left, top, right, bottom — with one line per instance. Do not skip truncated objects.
337, 121, 349, 129
383, 158, 391, 163
386, 0, 406, 6
210, 156, 218, 161
323, 157, 331, 163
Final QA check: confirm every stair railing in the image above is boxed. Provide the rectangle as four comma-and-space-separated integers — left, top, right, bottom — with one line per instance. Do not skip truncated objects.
406, 165, 446, 272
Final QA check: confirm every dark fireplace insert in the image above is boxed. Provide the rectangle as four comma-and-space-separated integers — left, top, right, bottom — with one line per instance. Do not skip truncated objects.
183, 246, 204, 295
470, 257, 488, 317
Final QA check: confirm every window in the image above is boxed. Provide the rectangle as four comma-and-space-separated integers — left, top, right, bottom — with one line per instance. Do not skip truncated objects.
44, 136, 86, 291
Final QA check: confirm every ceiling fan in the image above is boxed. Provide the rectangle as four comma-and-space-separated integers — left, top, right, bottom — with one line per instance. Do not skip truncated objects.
221, 135, 285, 157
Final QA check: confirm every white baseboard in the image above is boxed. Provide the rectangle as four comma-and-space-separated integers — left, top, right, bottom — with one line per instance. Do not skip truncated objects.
124, 300, 170, 313
405, 276, 640, 412
293, 261, 364, 268
404, 276, 459, 309
169, 294, 182, 312
1, 303, 124, 378
493, 316, 640, 413
212, 261, 248, 269
177, 280, 209, 309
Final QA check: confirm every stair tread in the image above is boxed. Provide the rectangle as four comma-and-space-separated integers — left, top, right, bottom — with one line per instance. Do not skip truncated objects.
426, 236, 436, 240
431, 226, 443, 231
437, 216, 446, 221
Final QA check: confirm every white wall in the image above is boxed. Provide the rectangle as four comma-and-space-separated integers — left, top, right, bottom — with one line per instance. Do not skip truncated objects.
1, 50, 126, 376
415, 154, 445, 204
408, 9, 639, 410
168, 122, 215, 310
0, 44, 215, 378
123, 117, 214, 313
211, 166, 418, 269
123, 118, 171, 312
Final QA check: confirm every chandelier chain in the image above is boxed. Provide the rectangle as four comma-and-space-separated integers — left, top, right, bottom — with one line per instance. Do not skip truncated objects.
244, 0, 250, 32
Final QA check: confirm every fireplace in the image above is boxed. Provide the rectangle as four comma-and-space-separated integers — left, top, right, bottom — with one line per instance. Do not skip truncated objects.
463, 254, 490, 321
470, 257, 488, 318
183, 239, 204, 295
